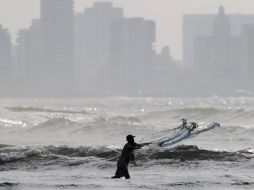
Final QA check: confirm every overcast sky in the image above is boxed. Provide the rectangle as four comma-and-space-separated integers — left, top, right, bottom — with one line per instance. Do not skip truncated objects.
0, 0, 254, 59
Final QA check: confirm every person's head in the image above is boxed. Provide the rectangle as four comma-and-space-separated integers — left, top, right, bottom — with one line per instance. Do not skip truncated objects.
126, 134, 135, 144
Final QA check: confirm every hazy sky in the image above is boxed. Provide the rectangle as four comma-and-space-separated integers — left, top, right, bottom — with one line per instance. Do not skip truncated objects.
1, 0, 254, 59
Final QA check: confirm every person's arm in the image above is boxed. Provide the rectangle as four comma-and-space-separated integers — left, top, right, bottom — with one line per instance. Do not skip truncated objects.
139, 142, 151, 147
131, 142, 150, 149
129, 143, 141, 150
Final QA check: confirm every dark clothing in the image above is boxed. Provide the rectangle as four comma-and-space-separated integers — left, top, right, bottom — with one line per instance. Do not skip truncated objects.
117, 143, 141, 167
112, 142, 141, 179
112, 167, 130, 179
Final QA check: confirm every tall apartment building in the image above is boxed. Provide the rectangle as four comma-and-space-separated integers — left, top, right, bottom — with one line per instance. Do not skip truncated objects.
41, 0, 74, 95
0, 25, 12, 83
241, 25, 254, 88
75, 2, 123, 94
16, 19, 41, 92
110, 18, 156, 94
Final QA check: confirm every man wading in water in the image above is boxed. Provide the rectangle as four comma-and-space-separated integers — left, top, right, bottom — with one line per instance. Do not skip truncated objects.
112, 135, 148, 179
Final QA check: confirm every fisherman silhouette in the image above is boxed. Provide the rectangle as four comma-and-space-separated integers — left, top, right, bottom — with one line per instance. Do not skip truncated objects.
111, 135, 148, 179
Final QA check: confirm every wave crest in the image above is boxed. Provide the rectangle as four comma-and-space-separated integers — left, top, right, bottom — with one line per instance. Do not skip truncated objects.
0, 145, 252, 170
148, 145, 251, 161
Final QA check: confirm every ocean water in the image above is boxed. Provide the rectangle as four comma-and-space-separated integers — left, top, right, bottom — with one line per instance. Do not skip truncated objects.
0, 97, 253, 190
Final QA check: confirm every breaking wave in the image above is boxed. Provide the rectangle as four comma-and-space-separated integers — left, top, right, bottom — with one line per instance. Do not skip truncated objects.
24, 118, 79, 133
0, 145, 252, 171
21, 115, 143, 134
147, 145, 252, 161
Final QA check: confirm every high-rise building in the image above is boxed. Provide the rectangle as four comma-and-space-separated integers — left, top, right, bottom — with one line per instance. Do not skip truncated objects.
241, 25, 254, 87
204, 6, 233, 76
16, 29, 30, 80
0, 25, 12, 84
16, 19, 42, 93
193, 7, 246, 93
183, 7, 254, 67
194, 7, 244, 75
213, 7, 230, 38
74, 2, 123, 94
41, 0, 74, 95
110, 18, 156, 94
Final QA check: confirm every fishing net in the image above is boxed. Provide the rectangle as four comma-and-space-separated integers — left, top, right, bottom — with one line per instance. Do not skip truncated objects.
141, 119, 220, 147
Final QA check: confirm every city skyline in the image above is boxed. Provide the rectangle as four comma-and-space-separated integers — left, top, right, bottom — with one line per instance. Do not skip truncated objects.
1, 0, 254, 59
0, 1, 254, 97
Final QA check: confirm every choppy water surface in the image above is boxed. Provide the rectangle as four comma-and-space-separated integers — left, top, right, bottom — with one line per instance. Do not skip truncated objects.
0, 97, 253, 190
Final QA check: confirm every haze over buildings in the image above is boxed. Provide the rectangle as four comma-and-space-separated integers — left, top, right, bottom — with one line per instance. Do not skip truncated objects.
109, 17, 156, 95
183, 9, 254, 67
0, 25, 11, 86
75, 2, 123, 94
40, 0, 74, 95
0, 1, 254, 97
187, 7, 254, 95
